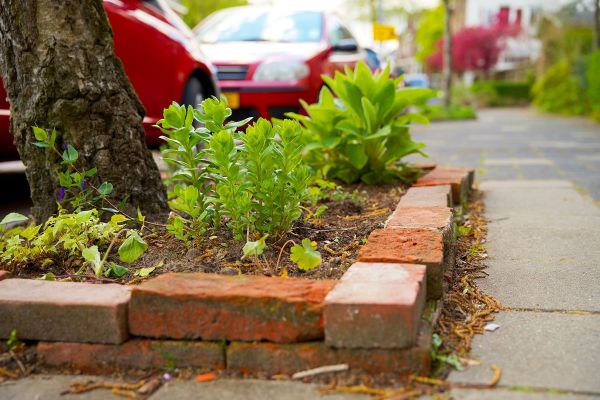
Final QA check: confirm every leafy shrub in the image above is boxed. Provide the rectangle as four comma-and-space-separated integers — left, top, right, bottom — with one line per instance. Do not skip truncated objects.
532, 60, 588, 115
587, 50, 600, 121
289, 62, 429, 185
0, 210, 146, 278
157, 97, 310, 241
420, 104, 477, 121
471, 81, 532, 107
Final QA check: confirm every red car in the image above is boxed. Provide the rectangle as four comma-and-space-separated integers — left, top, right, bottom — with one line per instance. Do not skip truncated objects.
0, 0, 218, 159
194, 6, 366, 120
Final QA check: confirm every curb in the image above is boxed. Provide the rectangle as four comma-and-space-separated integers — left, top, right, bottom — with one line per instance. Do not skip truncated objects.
0, 166, 474, 376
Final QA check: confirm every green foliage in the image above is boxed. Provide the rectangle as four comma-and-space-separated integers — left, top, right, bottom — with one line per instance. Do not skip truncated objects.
0, 213, 29, 225
242, 234, 268, 260
180, 0, 248, 27
32, 127, 112, 211
470, 81, 532, 107
290, 239, 321, 271
420, 104, 476, 121
0, 209, 146, 277
289, 62, 429, 185
587, 50, 600, 121
532, 60, 588, 115
415, 5, 445, 64
157, 97, 310, 242
431, 333, 463, 371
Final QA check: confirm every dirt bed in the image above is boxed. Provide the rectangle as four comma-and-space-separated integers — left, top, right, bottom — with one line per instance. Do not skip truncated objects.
9, 184, 405, 283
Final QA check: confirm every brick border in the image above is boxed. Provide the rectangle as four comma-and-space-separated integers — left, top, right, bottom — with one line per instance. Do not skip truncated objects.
0, 166, 474, 377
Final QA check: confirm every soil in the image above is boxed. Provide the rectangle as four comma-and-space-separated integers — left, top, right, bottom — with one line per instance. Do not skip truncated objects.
7, 183, 405, 283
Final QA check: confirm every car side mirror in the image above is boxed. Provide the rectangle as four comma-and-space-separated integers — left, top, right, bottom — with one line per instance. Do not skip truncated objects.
333, 38, 358, 52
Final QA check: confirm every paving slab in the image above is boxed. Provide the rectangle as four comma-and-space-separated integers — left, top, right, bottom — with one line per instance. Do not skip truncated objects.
448, 312, 600, 393
482, 182, 600, 218
0, 375, 124, 400
150, 379, 369, 400
447, 388, 599, 399
480, 215, 600, 311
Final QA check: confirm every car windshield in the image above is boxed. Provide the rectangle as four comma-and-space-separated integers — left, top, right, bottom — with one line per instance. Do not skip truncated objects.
195, 9, 323, 44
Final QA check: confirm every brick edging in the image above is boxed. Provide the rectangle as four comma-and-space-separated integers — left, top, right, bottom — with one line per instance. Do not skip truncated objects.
0, 166, 474, 377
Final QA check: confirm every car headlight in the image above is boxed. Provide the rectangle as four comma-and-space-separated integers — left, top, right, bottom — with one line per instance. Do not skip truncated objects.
252, 61, 310, 81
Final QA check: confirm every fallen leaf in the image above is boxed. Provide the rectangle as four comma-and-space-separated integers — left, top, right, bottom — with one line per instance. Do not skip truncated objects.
195, 373, 217, 383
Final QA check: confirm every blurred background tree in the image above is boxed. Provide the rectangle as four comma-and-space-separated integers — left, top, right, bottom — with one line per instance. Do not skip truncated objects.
415, 5, 444, 65
180, 0, 248, 27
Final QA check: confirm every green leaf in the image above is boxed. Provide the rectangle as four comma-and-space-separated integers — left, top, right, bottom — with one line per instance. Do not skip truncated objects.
134, 266, 156, 277
62, 144, 78, 164
82, 245, 102, 276
110, 214, 129, 225
344, 143, 368, 169
105, 262, 128, 278
118, 231, 148, 263
39, 272, 56, 281
0, 213, 29, 225
241, 234, 268, 260
98, 182, 113, 196
33, 126, 47, 141
290, 239, 321, 271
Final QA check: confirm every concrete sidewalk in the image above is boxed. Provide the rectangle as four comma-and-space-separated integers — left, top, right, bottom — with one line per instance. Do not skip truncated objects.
413, 109, 600, 398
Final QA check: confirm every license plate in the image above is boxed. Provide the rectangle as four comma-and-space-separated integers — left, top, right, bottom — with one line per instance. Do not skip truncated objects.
223, 92, 240, 109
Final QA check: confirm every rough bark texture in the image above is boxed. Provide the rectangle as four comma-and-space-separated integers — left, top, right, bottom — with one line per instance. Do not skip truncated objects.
0, 0, 168, 222
442, 0, 453, 108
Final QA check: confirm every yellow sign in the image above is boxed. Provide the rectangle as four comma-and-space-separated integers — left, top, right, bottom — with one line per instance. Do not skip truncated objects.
373, 23, 397, 41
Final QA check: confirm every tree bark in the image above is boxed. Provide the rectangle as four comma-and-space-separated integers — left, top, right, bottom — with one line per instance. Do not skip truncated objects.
0, 0, 168, 223
442, 0, 453, 108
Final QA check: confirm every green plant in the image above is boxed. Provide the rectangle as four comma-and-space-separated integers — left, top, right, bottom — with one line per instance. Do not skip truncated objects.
431, 333, 463, 371
532, 60, 588, 115
290, 239, 321, 271
289, 62, 429, 185
157, 97, 310, 243
470, 81, 532, 107
420, 104, 477, 121
587, 50, 600, 121
32, 127, 113, 210
0, 210, 146, 277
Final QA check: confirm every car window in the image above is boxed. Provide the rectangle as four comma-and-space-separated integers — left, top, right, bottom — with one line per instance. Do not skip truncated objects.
328, 18, 355, 47
196, 9, 323, 43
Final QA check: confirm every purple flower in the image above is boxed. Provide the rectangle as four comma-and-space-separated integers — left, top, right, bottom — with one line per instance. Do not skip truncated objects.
162, 373, 172, 382
57, 187, 66, 202
80, 178, 86, 190
62, 142, 68, 150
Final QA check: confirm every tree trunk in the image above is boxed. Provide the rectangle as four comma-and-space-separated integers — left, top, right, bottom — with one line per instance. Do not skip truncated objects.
0, 0, 168, 223
442, 0, 453, 108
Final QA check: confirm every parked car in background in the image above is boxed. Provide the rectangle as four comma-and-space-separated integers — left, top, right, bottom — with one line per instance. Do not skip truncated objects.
0, 0, 218, 159
404, 73, 430, 88
194, 6, 367, 120
364, 48, 382, 71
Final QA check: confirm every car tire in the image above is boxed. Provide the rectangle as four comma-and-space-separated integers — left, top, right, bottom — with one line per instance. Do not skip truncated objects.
181, 76, 205, 109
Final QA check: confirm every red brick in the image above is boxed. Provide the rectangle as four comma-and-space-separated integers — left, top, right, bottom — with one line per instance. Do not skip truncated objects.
413, 162, 437, 171
324, 263, 426, 349
0, 279, 130, 344
398, 185, 453, 208
37, 339, 224, 374
358, 228, 446, 299
414, 167, 474, 205
0, 270, 9, 281
227, 330, 431, 376
386, 207, 456, 283
129, 273, 336, 343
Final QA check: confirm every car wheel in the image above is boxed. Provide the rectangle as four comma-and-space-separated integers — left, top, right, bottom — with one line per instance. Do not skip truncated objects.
182, 76, 205, 109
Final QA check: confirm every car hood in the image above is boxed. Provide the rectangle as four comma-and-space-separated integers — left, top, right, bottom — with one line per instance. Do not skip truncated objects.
198, 41, 328, 65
